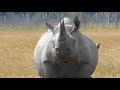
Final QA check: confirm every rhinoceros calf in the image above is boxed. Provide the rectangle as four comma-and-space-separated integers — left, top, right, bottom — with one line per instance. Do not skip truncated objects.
33, 16, 100, 78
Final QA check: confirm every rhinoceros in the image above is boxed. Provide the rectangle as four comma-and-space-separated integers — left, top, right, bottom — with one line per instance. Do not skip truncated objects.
33, 16, 100, 78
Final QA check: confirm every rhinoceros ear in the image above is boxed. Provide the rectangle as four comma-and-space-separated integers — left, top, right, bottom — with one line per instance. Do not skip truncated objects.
71, 16, 80, 34
73, 16, 80, 29
44, 18, 54, 32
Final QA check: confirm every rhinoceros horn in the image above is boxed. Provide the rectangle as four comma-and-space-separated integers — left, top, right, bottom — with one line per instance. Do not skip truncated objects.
59, 19, 67, 42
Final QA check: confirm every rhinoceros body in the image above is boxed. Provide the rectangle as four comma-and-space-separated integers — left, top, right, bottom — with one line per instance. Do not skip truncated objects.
34, 16, 99, 78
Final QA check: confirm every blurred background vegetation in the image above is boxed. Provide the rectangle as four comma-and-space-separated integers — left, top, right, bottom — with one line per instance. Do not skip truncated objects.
0, 12, 120, 29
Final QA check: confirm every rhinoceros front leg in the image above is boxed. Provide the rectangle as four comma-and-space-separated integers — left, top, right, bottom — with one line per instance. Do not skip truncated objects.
89, 76, 92, 78
76, 62, 94, 78
42, 60, 58, 78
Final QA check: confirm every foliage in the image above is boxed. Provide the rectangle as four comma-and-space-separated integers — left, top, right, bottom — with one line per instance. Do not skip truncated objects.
0, 12, 120, 28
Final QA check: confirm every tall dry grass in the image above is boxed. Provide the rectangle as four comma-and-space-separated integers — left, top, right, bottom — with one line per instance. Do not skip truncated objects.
82, 28, 120, 78
0, 27, 46, 78
0, 26, 120, 78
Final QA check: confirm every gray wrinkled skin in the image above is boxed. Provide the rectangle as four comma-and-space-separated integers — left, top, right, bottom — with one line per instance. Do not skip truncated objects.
34, 16, 100, 78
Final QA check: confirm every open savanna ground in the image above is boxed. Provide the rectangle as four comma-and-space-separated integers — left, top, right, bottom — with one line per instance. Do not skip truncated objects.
0, 26, 120, 78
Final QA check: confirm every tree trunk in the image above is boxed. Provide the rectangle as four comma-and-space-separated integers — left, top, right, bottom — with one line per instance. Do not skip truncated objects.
82, 12, 86, 27
95, 13, 99, 28
116, 13, 119, 29
107, 12, 111, 28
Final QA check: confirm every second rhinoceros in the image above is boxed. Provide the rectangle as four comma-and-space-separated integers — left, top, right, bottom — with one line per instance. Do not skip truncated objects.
34, 16, 100, 78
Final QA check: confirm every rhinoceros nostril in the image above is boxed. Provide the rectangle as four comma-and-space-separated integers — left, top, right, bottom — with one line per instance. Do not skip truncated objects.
66, 48, 70, 52
55, 48, 59, 51
59, 40, 65, 43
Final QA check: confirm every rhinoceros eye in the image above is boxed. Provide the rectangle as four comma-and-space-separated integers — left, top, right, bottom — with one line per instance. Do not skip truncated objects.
73, 40, 75, 43
72, 39, 75, 47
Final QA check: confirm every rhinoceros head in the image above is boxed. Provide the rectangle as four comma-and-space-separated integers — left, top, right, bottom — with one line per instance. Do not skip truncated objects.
45, 16, 80, 63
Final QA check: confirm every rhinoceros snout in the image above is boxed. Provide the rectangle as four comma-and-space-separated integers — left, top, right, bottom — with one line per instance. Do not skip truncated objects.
55, 47, 70, 56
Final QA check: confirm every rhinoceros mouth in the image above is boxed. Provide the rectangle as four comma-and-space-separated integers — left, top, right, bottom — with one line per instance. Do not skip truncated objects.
57, 54, 71, 63
63, 60, 71, 63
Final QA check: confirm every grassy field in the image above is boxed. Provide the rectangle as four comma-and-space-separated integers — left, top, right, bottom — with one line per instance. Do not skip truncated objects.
0, 26, 120, 78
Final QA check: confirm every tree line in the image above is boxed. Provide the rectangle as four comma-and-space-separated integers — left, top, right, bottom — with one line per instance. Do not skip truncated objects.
0, 12, 120, 28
